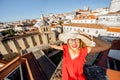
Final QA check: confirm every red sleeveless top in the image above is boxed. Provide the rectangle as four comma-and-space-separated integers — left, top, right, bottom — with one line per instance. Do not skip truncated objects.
62, 44, 87, 80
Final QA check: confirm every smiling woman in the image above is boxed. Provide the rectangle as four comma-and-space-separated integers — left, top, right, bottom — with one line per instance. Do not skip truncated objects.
50, 30, 111, 80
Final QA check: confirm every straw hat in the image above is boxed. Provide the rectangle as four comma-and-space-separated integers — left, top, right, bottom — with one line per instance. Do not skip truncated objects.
58, 31, 96, 47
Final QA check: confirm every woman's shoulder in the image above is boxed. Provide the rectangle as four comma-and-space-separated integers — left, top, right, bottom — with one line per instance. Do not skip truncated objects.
82, 46, 88, 50
81, 46, 89, 53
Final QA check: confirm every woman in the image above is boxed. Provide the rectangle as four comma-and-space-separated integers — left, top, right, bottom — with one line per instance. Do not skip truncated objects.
50, 30, 111, 80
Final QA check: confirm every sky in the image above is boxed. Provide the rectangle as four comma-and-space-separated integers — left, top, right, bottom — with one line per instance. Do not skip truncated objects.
0, 0, 111, 22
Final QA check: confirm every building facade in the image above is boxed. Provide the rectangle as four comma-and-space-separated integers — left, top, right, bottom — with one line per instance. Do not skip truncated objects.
109, 0, 120, 12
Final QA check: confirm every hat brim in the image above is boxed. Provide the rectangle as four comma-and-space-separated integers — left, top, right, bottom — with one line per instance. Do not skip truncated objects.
76, 35, 96, 47
58, 31, 96, 47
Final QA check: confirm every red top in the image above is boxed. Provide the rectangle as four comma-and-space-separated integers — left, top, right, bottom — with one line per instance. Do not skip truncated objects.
62, 44, 87, 80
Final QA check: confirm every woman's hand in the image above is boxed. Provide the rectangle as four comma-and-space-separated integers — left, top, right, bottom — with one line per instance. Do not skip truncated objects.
77, 30, 85, 35
77, 30, 93, 41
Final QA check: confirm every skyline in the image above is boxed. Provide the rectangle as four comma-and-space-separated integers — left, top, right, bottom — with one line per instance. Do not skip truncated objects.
0, 0, 111, 22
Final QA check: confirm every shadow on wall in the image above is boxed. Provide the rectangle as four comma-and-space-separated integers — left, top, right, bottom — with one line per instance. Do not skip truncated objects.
2, 52, 19, 61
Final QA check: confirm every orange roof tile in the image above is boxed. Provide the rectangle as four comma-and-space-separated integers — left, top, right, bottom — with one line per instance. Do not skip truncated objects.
63, 23, 107, 29
50, 24, 57, 28
107, 27, 120, 33
92, 12, 98, 13
76, 10, 90, 12
74, 15, 97, 20
88, 15, 97, 19
107, 69, 120, 80
108, 12, 119, 14
73, 17, 80, 20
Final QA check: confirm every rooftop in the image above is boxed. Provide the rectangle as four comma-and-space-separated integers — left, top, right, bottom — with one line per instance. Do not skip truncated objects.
107, 27, 120, 33
63, 23, 107, 29
0, 39, 120, 80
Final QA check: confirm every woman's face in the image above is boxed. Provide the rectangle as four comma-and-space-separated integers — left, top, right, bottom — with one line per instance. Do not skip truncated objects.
67, 38, 80, 50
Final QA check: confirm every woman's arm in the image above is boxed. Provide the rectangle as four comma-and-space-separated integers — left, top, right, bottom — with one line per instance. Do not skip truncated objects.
49, 45, 63, 50
88, 37, 111, 53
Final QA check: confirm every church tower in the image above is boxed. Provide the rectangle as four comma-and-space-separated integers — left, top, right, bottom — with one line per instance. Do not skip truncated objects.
109, 0, 120, 12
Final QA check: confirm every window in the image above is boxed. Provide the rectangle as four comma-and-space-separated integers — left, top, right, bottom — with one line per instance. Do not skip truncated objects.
106, 18, 109, 21
87, 30, 89, 33
74, 28, 76, 31
103, 18, 105, 20
67, 27, 69, 30
83, 29, 85, 32
95, 31, 98, 34
117, 17, 120, 22
4, 65, 23, 80
91, 20, 93, 23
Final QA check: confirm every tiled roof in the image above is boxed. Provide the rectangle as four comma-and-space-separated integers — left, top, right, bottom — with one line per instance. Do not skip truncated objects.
108, 11, 120, 14
74, 14, 97, 20
107, 69, 120, 80
76, 10, 90, 12
101, 12, 120, 16
73, 17, 80, 20
88, 15, 97, 19
63, 23, 107, 29
107, 27, 120, 33
63, 23, 120, 32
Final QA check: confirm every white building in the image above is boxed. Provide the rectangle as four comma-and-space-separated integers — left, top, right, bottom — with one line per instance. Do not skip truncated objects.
97, 0, 120, 26
92, 8, 109, 15
62, 23, 107, 37
62, 23, 120, 38
109, 0, 120, 12
107, 27, 120, 37
71, 14, 98, 24
64, 13, 75, 20
14, 26, 24, 31
98, 12, 120, 26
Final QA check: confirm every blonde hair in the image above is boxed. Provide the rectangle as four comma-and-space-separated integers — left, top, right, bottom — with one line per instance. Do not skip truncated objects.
79, 39, 87, 48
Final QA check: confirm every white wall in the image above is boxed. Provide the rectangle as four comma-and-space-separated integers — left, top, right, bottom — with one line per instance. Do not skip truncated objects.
109, 0, 120, 12
63, 26, 107, 37
98, 15, 120, 26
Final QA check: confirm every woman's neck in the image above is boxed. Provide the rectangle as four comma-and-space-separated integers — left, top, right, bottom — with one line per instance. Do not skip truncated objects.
69, 47, 80, 54
68, 47, 80, 60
